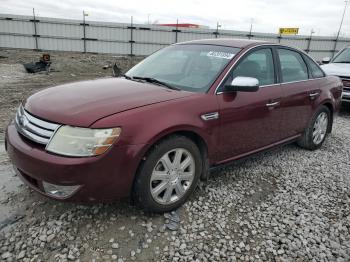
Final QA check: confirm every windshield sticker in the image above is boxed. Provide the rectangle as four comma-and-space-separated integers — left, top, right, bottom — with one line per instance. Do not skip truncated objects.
207, 51, 235, 60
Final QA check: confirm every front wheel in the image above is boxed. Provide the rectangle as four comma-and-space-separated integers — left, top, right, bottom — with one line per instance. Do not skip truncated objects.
133, 136, 202, 213
297, 106, 331, 150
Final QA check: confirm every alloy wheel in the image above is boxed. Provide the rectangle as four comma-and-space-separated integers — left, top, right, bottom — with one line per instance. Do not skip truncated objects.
150, 148, 195, 205
312, 112, 328, 145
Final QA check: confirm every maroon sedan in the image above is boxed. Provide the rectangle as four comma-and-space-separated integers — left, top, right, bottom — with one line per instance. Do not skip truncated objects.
5, 39, 342, 212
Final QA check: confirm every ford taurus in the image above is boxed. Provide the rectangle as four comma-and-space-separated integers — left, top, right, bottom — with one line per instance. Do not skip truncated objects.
5, 39, 343, 212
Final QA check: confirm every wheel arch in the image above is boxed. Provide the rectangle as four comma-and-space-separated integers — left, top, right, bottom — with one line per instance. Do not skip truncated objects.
144, 128, 209, 175
131, 128, 211, 200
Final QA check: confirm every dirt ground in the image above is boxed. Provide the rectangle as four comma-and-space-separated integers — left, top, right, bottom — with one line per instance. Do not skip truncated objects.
0, 48, 142, 141
0, 48, 349, 262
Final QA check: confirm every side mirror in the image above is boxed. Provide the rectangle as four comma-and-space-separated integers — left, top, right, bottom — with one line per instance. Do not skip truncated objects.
224, 76, 259, 92
322, 57, 331, 64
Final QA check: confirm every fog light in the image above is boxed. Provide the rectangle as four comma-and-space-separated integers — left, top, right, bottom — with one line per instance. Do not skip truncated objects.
42, 181, 80, 198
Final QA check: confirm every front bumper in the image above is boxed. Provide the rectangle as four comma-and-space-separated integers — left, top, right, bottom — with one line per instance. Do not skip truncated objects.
5, 122, 145, 202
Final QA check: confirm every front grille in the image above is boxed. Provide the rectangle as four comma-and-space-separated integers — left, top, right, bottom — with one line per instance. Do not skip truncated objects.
15, 105, 60, 145
339, 76, 350, 90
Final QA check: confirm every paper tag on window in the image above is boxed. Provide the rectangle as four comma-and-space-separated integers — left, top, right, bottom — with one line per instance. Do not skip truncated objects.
207, 51, 235, 59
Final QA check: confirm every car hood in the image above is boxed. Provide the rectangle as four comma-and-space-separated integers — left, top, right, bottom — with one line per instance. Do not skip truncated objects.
24, 78, 194, 127
321, 63, 350, 77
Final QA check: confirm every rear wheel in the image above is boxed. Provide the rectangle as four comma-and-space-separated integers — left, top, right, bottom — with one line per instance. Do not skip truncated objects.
297, 106, 331, 150
133, 136, 202, 213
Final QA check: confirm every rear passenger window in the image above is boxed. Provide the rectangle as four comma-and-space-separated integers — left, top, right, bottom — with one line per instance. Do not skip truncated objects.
303, 55, 325, 78
278, 49, 308, 82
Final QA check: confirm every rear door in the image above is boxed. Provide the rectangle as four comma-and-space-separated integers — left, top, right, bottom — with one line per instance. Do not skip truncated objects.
276, 48, 317, 138
216, 47, 284, 160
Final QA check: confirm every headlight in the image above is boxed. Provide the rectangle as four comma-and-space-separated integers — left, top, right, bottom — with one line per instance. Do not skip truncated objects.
46, 126, 121, 157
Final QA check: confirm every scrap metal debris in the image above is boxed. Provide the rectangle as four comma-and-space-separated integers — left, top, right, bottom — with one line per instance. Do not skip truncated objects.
23, 53, 51, 74
164, 210, 180, 231
112, 62, 122, 77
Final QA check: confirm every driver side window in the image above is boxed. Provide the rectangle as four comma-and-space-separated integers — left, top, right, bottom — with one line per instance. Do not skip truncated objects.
223, 48, 276, 88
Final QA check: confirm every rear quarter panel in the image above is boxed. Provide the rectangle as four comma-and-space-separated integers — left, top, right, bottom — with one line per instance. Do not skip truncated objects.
318, 76, 343, 112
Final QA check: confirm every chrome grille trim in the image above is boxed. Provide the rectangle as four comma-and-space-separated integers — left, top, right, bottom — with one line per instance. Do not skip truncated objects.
21, 106, 59, 130
339, 77, 350, 91
15, 105, 60, 145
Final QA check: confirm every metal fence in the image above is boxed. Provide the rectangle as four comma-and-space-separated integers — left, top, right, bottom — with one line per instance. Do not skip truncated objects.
1, 13, 350, 61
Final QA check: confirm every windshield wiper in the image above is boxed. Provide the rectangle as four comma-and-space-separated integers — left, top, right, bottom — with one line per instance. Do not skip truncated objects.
121, 74, 145, 83
334, 61, 350, 63
122, 74, 133, 80
132, 76, 181, 90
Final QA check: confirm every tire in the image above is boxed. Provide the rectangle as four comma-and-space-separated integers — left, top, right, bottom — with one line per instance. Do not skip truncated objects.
133, 136, 202, 213
297, 106, 331, 150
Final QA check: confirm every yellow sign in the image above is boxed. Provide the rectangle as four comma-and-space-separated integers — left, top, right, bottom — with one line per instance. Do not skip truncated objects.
279, 28, 299, 35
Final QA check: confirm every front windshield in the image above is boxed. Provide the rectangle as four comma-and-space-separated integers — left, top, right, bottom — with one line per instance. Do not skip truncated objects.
333, 48, 350, 63
126, 44, 240, 92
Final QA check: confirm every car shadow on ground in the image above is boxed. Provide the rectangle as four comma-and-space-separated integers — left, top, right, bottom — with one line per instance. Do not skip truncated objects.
339, 103, 350, 116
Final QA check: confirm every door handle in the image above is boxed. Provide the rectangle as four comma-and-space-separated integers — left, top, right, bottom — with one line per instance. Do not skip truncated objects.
309, 92, 320, 99
266, 101, 280, 107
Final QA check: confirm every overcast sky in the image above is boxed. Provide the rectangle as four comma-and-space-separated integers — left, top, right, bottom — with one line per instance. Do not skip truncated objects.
1, 0, 349, 36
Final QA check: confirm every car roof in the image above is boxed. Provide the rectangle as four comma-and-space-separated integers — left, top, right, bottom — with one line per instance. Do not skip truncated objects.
177, 38, 274, 48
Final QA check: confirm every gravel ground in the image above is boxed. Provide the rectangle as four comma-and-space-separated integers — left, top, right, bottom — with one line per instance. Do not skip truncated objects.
0, 49, 349, 262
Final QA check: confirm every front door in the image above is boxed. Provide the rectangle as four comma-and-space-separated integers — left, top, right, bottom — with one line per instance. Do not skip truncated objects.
216, 47, 284, 161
